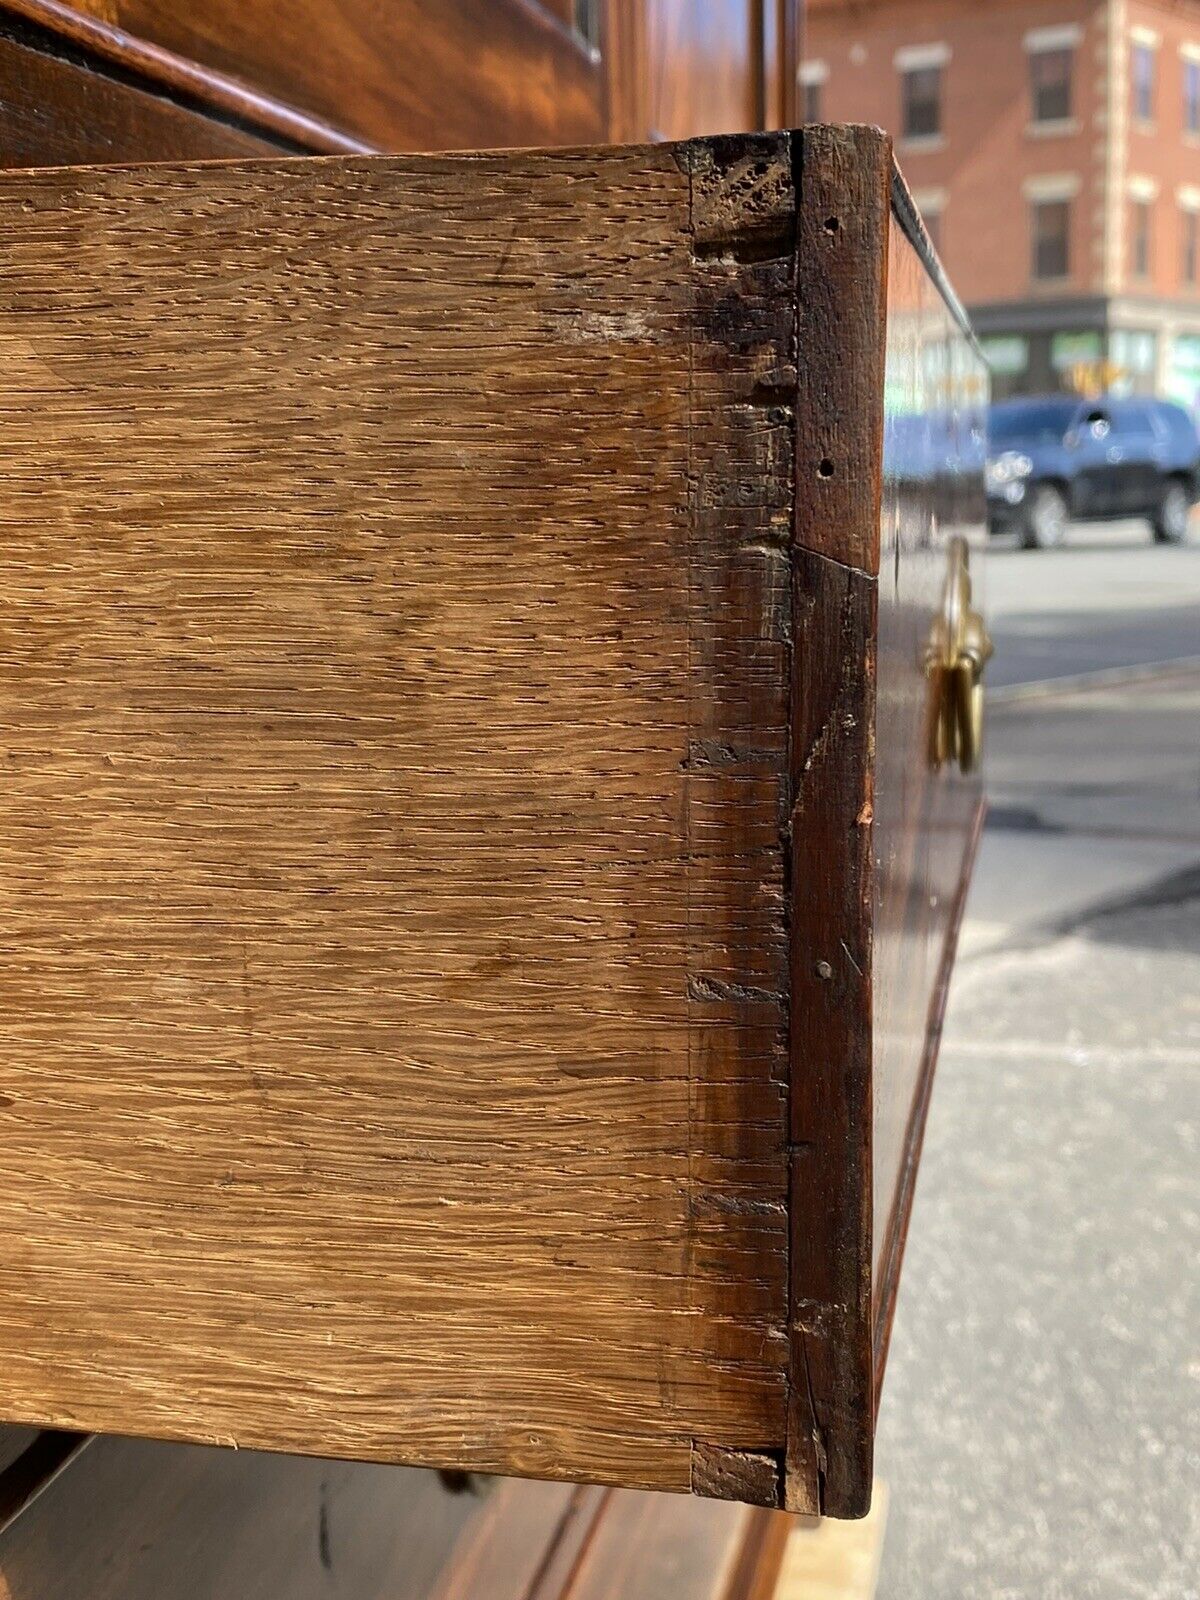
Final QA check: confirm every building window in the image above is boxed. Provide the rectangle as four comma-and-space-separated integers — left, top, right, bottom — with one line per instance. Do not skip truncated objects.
1183, 208, 1199, 287
1185, 59, 1200, 134
1031, 199, 1070, 280
1131, 200, 1152, 278
1132, 42, 1156, 122
1030, 47, 1073, 123
902, 64, 942, 138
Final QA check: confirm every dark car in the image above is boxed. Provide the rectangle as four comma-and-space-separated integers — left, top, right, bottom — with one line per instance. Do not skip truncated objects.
986, 395, 1200, 548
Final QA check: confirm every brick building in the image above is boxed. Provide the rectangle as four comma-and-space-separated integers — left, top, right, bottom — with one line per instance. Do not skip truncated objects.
801, 0, 1200, 412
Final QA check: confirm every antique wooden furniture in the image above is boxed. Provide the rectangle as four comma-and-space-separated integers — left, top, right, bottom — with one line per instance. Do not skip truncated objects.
0, 126, 986, 1523
0, 3, 986, 1583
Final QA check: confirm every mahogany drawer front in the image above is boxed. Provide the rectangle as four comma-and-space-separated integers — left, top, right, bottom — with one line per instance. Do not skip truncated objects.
0, 1434, 789, 1600
0, 127, 985, 1517
2, 0, 610, 152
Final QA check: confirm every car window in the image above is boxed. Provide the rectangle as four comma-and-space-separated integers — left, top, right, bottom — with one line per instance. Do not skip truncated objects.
989, 400, 1078, 445
1112, 400, 1156, 437
1150, 402, 1200, 453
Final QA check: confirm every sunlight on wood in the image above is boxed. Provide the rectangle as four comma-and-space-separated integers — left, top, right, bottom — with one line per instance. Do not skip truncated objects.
774, 1482, 889, 1600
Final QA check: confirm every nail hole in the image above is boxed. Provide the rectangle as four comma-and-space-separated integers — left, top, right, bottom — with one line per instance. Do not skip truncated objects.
824, 216, 840, 234
818, 458, 835, 478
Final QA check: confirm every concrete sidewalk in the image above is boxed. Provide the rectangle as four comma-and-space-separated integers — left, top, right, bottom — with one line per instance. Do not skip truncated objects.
874, 666, 1200, 1600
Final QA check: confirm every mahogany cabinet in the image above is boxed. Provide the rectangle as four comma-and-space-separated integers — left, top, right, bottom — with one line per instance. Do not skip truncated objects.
0, 0, 986, 1582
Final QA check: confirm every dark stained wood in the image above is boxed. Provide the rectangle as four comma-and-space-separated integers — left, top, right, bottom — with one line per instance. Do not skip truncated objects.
0, 1430, 40, 1477
425, 1477, 588, 1600
551, 1486, 787, 1600
644, 0, 759, 140
785, 545, 877, 1518
0, 1432, 90, 1537
872, 804, 985, 1395
785, 123, 891, 1520
792, 123, 892, 575
0, 1439, 501, 1599
761, 0, 803, 130
0, 1436, 787, 1600
869, 183, 988, 1372
3, 0, 607, 151
0, 19, 285, 167
786, 124, 988, 1518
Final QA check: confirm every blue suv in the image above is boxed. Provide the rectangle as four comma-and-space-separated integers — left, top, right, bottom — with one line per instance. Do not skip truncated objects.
987, 395, 1200, 548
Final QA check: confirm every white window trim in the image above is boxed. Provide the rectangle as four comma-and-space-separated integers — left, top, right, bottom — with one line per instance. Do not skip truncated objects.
894, 42, 950, 72
1128, 174, 1160, 202
1131, 24, 1160, 49
1027, 117, 1081, 138
797, 59, 829, 86
1025, 24, 1082, 52
1024, 173, 1081, 202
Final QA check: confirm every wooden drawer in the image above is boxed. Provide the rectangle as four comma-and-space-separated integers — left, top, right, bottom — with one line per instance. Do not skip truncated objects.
0, 1434, 790, 1600
0, 125, 986, 1518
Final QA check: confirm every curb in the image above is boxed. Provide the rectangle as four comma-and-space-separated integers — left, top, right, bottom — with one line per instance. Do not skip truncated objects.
989, 654, 1200, 706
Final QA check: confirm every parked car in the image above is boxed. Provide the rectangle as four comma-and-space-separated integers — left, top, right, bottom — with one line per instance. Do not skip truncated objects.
986, 395, 1200, 548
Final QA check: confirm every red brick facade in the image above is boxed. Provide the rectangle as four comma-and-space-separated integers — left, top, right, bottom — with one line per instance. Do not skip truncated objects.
803, 0, 1200, 410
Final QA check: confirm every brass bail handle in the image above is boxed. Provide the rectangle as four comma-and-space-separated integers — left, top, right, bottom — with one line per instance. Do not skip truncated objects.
928, 536, 993, 774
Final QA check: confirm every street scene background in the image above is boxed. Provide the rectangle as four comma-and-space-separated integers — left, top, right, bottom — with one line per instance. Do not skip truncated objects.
875, 520, 1199, 1600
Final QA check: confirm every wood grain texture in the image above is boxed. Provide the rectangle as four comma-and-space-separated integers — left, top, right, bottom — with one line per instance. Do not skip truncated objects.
791, 124, 891, 575
0, 20, 285, 167
0, 131, 986, 1516
0, 138, 796, 1499
785, 124, 890, 1520
3, 0, 607, 151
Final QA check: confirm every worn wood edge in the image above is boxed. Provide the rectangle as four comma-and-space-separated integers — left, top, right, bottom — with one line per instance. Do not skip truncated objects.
870, 799, 987, 1398
0, 1431, 92, 1538
791, 123, 891, 577
785, 549, 877, 1520
889, 162, 981, 360
682, 128, 797, 1512
0, 0, 374, 153
785, 124, 890, 1522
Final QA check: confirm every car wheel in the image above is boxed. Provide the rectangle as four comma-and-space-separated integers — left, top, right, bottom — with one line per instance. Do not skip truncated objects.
1021, 484, 1069, 549
1152, 480, 1190, 544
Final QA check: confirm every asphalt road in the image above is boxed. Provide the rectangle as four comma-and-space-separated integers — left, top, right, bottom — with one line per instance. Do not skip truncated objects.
874, 525, 1200, 1599
980, 517, 1199, 688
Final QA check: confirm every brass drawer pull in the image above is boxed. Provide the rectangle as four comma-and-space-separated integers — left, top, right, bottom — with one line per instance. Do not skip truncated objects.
927, 536, 993, 774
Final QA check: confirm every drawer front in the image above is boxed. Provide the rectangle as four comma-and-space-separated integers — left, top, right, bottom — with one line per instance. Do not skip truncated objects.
6, 0, 609, 151
871, 191, 988, 1370
0, 25, 282, 167
0, 1433, 786, 1600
